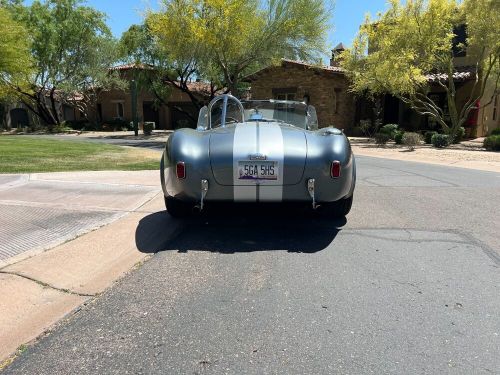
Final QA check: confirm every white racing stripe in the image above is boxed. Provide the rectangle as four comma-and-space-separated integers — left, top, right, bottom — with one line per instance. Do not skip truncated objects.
258, 123, 284, 201
233, 122, 284, 202
233, 123, 257, 201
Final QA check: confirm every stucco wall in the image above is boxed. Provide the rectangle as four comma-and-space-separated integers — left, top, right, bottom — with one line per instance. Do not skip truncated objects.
97, 86, 195, 130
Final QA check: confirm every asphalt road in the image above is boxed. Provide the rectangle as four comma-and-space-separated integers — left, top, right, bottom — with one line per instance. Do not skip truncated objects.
4, 156, 500, 374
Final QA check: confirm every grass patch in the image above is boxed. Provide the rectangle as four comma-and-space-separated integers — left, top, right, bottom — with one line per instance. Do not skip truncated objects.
0, 136, 161, 173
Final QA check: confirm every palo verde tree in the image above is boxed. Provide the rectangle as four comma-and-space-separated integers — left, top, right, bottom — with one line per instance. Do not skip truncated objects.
119, 23, 223, 122
120, 24, 196, 120
0, 6, 32, 98
341, 0, 500, 141
146, 0, 331, 98
3, 0, 123, 129
0, 5, 32, 127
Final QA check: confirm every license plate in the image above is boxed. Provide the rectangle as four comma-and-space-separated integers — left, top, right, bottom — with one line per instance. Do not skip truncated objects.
238, 161, 278, 180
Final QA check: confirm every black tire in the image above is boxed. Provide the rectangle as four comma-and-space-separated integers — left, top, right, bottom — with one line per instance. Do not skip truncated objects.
164, 196, 193, 218
319, 195, 353, 218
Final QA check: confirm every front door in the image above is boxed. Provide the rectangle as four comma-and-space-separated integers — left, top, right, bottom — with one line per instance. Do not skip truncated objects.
142, 101, 160, 129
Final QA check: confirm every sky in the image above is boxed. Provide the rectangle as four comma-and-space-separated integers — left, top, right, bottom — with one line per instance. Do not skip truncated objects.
25, 0, 391, 52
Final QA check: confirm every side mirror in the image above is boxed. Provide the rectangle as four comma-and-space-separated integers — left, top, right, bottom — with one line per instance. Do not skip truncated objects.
306, 105, 318, 131
196, 106, 208, 131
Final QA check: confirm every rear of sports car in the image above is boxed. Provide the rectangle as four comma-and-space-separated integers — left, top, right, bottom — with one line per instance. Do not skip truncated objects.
161, 122, 356, 217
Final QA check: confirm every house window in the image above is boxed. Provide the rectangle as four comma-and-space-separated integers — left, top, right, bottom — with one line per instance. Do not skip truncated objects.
272, 87, 297, 101
333, 88, 341, 114
97, 103, 103, 122
275, 92, 295, 101
115, 102, 124, 119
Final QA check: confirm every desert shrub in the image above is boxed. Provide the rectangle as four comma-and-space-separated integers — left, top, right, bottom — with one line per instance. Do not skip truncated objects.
380, 124, 399, 139
394, 130, 404, 145
424, 131, 438, 144
431, 133, 450, 148
359, 119, 375, 137
490, 128, 500, 136
63, 120, 91, 130
483, 135, 500, 151
453, 127, 465, 144
102, 118, 129, 131
402, 132, 422, 151
374, 132, 391, 145
51, 123, 72, 133
143, 121, 155, 135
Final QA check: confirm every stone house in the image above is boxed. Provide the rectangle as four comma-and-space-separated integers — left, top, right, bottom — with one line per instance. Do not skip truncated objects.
247, 32, 499, 138
246, 44, 357, 132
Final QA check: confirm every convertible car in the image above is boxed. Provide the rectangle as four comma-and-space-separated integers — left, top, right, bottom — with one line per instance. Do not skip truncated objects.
160, 94, 356, 217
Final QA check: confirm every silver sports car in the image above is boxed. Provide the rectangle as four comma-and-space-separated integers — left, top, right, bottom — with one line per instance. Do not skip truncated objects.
160, 94, 356, 217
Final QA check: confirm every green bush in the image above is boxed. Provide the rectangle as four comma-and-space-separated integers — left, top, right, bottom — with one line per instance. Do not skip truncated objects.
483, 135, 500, 151
143, 121, 155, 135
374, 132, 391, 145
431, 133, 450, 148
380, 124, 399, 139
63, 120, 91, 131
453, 127, 465, 144
102, 118, 129, 131
424, 131, 438, 144
358, 119, 374, 137
51, 123, 73, 133
394, 130, 404, 145
490, 128, 500, 136
402, 132, 422, 151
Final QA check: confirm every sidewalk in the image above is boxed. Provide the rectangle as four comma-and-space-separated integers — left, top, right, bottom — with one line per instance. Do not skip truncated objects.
0, 171, 160, 267
0, 171, 180, 364
350, 138, 500, 173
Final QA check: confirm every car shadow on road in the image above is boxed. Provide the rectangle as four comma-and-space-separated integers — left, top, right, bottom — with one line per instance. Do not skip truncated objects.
135, 205, 345, 254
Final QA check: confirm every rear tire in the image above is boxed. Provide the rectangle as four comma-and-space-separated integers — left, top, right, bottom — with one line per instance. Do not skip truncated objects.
164, 196, 193, 218
320, 195, 353, 218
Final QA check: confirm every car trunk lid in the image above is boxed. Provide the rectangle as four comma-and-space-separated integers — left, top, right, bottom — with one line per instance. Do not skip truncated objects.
209, 122, 307, 186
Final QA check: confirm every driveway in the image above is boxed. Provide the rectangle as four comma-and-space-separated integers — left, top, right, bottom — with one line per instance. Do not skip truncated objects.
0, 171, 160, 266
3, 156, 499, 374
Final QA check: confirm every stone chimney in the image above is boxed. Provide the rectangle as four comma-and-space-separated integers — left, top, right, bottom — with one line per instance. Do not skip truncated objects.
330, 42, 346, 67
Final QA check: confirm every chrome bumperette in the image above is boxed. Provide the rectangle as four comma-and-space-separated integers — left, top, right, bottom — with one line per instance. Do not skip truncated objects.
200, 179, 209, 210
307, 178, 317, 209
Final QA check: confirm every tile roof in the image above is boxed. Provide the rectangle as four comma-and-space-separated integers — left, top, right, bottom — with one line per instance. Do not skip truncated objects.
425, 65, 476, 83
281, 59, 345, 72
182, 81, 225, 96
246, 59, 345, 81
109, 63, 154, 71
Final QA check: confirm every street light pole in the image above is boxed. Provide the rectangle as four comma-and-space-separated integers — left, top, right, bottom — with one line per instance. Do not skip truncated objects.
131, 79, 138, 136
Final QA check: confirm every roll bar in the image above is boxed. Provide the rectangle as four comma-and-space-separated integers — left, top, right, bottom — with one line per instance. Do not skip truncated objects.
207, 94, 245, 129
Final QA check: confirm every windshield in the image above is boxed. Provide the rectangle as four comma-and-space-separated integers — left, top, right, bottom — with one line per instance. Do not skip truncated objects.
242, 100, 310, 129
210, 97, 244, 128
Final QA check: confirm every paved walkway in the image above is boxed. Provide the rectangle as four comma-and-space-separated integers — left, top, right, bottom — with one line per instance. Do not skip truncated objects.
0, 171, 160, 266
